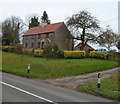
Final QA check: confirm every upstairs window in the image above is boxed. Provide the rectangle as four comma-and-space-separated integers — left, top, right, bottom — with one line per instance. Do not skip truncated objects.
31, 36, 34, 39
38, 35, 41, 39
25, 43, 27, 48
46, 34, 49, 38
31, 43, 34, 48
38, 42, 40, 48
41, 42, 44, 49
25, 36, 28, 40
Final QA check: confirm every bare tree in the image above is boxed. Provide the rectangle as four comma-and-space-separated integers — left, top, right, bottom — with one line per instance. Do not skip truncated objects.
66, 10, 100, 50
98, 26, 118, 50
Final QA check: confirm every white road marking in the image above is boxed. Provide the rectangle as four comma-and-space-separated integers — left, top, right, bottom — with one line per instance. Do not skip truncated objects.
0, 81, 58, 104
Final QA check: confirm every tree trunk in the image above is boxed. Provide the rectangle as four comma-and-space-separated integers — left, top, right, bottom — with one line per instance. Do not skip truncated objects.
80, 28, 85, 50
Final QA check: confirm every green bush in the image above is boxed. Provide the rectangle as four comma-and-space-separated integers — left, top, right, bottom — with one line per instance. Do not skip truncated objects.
34, 50, 44, 57
57, 50, 64, 58
64, 51, 86, 58
108, 49, 117, 53
2, 46, 10, 52
2, 46, 15, 52
8, 46, 15, 53
2, 44, 23, 54
44, 43, 59, 58
89, 51, 106, 59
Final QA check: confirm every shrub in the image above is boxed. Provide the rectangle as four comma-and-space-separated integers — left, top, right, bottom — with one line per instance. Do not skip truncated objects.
14, 44, 23, 54
2, 46, 15, 52
64, 51, 86, 58
57, 50, 64, 58
34, 50, 44, 57
8, 46, 15, 53
108, 49, 117, 53
44, 43, 59, 58
23, 49, 34, 55
89, 51, 106, 59
2, 46, 9, 52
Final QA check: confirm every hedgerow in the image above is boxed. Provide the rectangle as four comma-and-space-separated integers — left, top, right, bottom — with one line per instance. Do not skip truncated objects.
2, 46, 15, 52
64, 51, 86, 58
2, 45, 110, 60
89, 51, 106, 59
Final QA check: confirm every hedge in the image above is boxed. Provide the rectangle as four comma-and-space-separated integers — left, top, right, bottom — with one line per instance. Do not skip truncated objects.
89, 51, 106, 59
2, 45, 23, 54
2, 46, 15, 52
23, 49, 34, 55
2, 46, 108, 59
64, 51, 86, 58
34, 50, 44, 57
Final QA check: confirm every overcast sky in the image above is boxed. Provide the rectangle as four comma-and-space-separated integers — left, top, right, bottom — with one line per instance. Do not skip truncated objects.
0, 0, 119, 50
0, 0, 118, 32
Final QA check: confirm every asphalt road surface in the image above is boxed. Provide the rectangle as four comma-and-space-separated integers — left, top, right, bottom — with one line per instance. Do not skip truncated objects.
1, 72, 118, 103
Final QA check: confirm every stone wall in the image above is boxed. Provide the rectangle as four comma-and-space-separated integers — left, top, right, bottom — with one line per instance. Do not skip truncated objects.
54, 23, 73, 50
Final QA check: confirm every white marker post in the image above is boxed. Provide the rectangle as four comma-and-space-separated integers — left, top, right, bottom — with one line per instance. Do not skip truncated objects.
28, 64, 30, 73
98, 73, 101, 88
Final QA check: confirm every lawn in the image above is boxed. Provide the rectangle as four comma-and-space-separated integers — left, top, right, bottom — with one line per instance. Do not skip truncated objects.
2, 52, 119, 79
79, 72, 120, 101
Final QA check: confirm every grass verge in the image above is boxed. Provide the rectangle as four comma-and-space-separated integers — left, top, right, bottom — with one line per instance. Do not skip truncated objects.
79, 72, 120, 101
2, 52, 119, 79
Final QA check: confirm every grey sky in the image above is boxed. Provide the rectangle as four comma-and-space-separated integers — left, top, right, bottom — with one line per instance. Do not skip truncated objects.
0, 0, 119, 50
118, 2, 120, 51
0, 0, 118, 33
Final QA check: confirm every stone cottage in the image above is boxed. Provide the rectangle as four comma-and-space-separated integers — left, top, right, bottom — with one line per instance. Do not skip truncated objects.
23, 21, 73, 50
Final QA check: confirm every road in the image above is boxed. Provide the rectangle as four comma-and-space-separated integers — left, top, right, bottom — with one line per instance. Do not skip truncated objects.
1, 72, 117, 103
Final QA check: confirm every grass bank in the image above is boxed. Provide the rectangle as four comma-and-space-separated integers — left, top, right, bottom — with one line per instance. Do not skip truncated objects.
2, 52, 119, 79
79, 72, 120, 101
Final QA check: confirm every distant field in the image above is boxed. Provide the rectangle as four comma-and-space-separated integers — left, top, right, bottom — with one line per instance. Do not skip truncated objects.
79, 72, 120, 101
2, 52, 119, 79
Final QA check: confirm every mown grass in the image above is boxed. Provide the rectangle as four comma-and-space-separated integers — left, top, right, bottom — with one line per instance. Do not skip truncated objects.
2, 52, 119, 79
79, 72, 120, 101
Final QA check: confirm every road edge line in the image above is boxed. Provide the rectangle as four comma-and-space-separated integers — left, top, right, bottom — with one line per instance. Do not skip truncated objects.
1, 81, 58, 104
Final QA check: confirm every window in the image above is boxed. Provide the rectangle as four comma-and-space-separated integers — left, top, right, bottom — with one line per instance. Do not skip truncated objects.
25, 36, 28, 40
38, 35, 41, 39
31, 36, 34, 39
41, 42, 44, 49
38, 42, 40, 48
46, 34, 49, 38
25, 43, 27, 48
31, 43, 34, 48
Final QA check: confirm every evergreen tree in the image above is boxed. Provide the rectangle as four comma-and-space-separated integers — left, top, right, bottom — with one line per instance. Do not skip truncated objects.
41, 11, 50, 24
29, 16, 40, 29
2, 16, 23, 45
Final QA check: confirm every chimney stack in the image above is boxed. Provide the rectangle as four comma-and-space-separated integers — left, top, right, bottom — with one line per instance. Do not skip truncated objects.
41, 19, 48, 27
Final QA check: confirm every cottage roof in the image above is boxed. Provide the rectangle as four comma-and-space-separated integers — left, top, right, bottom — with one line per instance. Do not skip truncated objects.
23, 22, 64, 36
75, 43, 94, 50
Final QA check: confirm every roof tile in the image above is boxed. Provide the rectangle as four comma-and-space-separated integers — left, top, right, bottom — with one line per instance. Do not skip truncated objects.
23, 22, 64, 36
